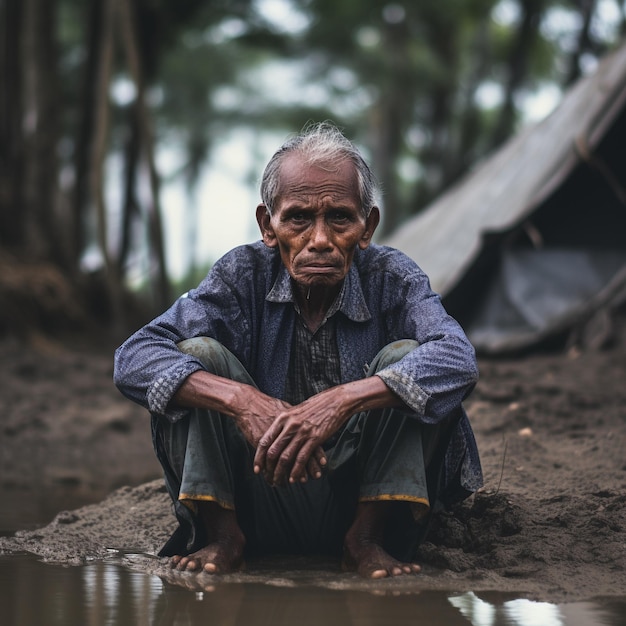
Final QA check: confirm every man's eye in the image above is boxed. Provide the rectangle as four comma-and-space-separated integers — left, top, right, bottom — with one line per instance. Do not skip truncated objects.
330, 211, 350, 222
289, 212, 308, 223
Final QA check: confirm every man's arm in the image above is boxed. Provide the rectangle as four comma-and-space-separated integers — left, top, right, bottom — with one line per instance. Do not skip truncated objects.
172, 370, 328, 482
114, 247, 259, 422
172, 370, 288, 448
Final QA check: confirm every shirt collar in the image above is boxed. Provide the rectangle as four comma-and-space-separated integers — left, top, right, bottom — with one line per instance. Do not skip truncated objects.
266, 263, 371, 323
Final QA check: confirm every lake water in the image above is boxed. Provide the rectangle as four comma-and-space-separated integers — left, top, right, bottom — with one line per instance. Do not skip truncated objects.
1, 489, 625, 626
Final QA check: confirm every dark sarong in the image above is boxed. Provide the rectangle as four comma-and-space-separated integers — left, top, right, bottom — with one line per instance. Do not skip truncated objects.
152, 338, 457, 560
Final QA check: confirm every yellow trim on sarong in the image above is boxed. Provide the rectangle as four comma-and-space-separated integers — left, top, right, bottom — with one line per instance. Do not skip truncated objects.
359, 494, 430, 507
359, 495, 431, 521
178, 493, 235, 511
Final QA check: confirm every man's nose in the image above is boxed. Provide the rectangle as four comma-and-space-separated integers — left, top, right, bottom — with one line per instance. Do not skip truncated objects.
308, 218, 333, 250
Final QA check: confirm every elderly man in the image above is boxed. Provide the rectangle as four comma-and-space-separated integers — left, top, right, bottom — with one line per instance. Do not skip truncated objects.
114, 123, 482, 579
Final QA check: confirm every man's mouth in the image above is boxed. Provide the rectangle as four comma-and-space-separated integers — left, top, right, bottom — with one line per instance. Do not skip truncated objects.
298, 257, 341, 270
300, 264, 339, 273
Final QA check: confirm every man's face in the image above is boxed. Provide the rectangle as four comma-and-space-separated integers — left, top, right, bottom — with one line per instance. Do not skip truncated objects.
256, 155, 379, 291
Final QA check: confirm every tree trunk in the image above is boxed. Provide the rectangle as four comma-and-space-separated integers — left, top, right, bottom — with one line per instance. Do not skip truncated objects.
372, 97, 405, 237
91, 0, 126, 328
489, 0, 544, 150
118, 109, 141, 282
565, 0, 597, 85
33, 0, 65, 268
20, 0, 63, 261
0, 0, 63, 264
0, 0, 25, 250
72, 0, 104, 270
407, 14, 461, 213
455, 18, 493, 178
118, 0, 170, 309
372, 18, 414, 236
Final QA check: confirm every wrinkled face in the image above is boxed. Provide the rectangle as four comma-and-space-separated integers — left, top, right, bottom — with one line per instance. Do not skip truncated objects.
257, 155, 379, 291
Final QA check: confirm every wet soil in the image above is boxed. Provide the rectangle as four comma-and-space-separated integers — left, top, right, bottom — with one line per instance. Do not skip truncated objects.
0, 319, 625, 603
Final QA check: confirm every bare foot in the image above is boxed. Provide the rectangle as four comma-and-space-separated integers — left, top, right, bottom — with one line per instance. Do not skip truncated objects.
170, 501, 246, 574
343, 540, 421, 578
170, 537, 244, 574
343, 501, 421, 579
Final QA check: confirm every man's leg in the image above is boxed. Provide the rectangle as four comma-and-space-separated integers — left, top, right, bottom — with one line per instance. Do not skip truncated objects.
343, 502, 421, 578
154, 337, 354, 569
153, 337, 253, 573
332, 340, 442, 578
342, 415, 427, 578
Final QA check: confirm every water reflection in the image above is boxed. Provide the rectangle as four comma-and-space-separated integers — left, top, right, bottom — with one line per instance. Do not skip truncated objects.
449, 591, 626, 626
0, 556, 624, 626
154, 583, 470, 626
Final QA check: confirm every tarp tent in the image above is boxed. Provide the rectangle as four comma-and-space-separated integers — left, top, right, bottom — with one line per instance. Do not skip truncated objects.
383, 42, 626, 354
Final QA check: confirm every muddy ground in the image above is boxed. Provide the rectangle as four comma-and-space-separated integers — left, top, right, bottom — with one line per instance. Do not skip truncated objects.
0, 319, 625, 603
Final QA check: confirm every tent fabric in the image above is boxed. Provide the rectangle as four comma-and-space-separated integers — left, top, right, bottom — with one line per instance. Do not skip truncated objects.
383, 42, 626, 297
383, 42, 626, 353
466, 248, 626, 354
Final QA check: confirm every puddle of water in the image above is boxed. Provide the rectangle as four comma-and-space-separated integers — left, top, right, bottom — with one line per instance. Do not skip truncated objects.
2, 486, 624, 626
0, 486, 114, 536
0, 555, 623, 626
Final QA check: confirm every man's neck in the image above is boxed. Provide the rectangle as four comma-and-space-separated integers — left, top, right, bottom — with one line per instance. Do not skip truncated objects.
293, 282, 343, 333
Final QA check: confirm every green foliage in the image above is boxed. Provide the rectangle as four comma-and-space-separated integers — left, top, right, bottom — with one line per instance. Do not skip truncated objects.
4, 0, 625, 326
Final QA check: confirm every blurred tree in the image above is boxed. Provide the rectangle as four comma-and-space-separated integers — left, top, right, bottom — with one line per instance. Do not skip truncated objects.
295, 0, 554, 232
0, 0, 62, 260
0, 0, 273, 333
0, 0, 624, 336
289, 0, 624, 232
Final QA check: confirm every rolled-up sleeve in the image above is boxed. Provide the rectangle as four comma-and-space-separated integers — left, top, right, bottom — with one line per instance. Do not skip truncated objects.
113, 299, 212, 422
375, 266, 478, 423
113, 255, 251, 422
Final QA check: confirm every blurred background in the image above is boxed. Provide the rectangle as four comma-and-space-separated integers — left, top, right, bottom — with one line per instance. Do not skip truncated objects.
2, 9, 626, 618
1, 0, 625, 339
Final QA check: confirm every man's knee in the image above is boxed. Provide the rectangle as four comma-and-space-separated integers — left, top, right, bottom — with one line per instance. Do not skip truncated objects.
177, 337, 252, 385
177, 337, 232, 376
368, 339, 419, 374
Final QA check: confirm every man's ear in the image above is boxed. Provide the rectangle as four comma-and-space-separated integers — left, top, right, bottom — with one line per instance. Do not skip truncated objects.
256, 204, 278, 248
358, 206, 380, 249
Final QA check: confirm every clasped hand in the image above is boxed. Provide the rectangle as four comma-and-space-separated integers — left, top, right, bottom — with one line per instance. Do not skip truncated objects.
234, 387, 350, 486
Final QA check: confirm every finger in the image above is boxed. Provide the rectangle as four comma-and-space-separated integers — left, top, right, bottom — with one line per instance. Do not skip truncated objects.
314, 445, 327, 468
304, 456, 322, 481
264, 425, 300, 482
253, 420, 284, 475
301, 446, 327, 481
308, 457, 321, 479
286, 441, 320, 485
267, 437, 299, 485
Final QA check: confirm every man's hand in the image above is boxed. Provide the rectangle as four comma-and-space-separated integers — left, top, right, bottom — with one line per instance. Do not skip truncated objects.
252, 386, 356, 486
253, 377, 404, 486
231, 386, 328, 485
230, 387, 291, 448
173, 370, 401, 487
173, 371, 327, 484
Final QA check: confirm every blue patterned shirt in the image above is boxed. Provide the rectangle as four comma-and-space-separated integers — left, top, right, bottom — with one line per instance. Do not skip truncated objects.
114, 241, 482, 503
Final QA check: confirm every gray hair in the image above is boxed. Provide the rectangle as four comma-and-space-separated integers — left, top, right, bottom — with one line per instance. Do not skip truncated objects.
260, 122, 379, 217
